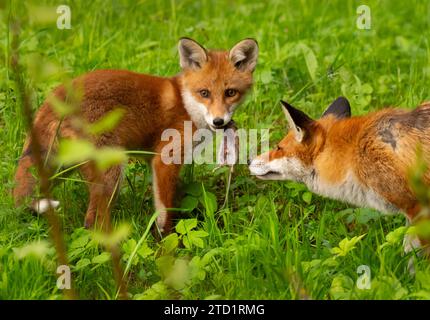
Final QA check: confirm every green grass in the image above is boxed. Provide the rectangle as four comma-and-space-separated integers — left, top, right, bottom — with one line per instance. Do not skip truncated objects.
1, 0, 430, 300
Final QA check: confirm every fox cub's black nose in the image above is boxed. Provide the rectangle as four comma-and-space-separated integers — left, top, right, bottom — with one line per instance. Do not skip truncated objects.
247, 159, 251, 165
213, 117, 224, 126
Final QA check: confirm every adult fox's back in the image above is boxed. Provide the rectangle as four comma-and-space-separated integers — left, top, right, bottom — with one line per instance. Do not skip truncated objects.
354, 104, 430, 217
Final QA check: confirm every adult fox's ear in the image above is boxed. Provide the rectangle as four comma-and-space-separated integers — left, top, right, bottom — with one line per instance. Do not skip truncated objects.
281, 100, 314, 142
178, 37, 208, 69
322, 96, 351, 119
229, 38, 259, 72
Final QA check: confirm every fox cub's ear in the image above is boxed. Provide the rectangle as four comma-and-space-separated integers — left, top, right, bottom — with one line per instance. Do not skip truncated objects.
322, 96, 351, 119
280, 100, 313, 142
229, 38, 259, 72
178, 37, 208, 69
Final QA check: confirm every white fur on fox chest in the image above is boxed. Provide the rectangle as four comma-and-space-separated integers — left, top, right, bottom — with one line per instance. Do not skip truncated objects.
249, 155, 400, 214
307, 171, 400, 214
181, 89, 210, 129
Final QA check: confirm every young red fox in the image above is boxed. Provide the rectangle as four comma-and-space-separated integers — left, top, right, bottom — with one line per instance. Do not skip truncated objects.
13, 37, 259, 234
249, 97, 430, 254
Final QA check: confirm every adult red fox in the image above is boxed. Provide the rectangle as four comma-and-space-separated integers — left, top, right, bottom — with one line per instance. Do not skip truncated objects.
249, 97, 430, 254
13, 37, 259, 234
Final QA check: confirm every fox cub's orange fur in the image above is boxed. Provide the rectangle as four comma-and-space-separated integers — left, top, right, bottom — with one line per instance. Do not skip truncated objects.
249, 97, 430, 254
14, 37, 258, 234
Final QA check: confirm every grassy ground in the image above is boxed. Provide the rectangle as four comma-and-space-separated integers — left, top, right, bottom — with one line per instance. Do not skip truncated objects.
1, 0, 430, 300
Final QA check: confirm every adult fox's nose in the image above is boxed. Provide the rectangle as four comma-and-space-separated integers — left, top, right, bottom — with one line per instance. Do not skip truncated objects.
247, 159, 251, 165
213, 117, 224, 126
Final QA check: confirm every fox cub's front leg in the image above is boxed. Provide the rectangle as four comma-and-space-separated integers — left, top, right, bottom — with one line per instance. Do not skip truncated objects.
151, 153, 182, 235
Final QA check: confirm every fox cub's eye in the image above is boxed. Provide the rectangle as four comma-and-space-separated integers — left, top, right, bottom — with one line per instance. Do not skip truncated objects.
199, 89, 210, 98
225, 89, 237, 98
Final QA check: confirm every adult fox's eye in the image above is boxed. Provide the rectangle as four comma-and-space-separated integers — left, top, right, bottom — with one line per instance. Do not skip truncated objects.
199, 89, 210, 98
276, 145, 281, 151
225, 89, 237, 97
